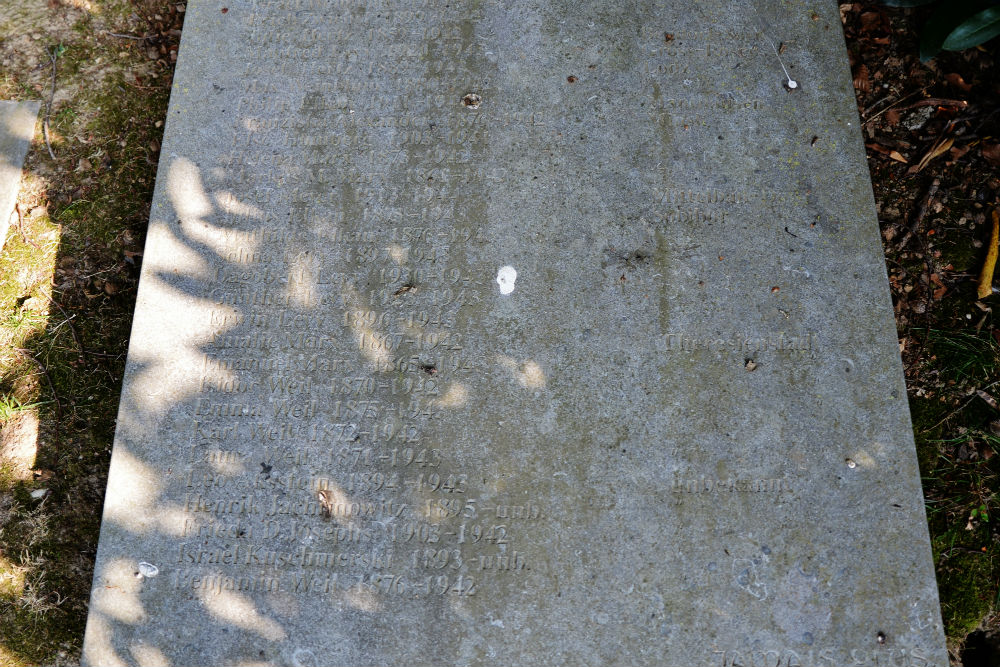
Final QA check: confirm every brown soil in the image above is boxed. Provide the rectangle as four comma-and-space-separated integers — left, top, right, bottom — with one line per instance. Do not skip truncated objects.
843, 3, 1000, 663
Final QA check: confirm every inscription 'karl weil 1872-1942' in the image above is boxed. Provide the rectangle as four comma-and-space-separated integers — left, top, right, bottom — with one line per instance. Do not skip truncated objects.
82, 1, 948, 666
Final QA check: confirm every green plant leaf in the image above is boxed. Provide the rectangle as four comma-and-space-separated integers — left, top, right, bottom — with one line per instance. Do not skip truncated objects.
919, 0, 997, 61
882, 0, 937, 6
942, 6, 1000, 50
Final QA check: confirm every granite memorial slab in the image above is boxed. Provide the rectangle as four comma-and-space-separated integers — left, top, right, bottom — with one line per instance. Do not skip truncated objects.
83, 1, 949, 666
0, 101, 39, 251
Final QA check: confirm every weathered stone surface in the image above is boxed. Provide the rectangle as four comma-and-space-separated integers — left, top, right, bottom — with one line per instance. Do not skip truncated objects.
83, 2, 948, 666
0, 101, 39, 250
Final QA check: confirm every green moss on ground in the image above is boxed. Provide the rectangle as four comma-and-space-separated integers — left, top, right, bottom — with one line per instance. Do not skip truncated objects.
0, 1, 181, 664
923, 425, 1000, 643
937, 551, 998, 639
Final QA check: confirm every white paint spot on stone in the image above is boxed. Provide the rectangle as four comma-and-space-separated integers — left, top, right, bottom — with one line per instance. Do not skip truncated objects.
496, 265, 517, 295
137, 562, 159, 578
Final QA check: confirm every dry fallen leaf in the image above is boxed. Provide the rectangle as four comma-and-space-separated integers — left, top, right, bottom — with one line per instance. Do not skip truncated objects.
945, 73, 973, 93
949, 144, 971, 163
859, 11, 881, 31
888, 150, 907, 163
977, 209, 999, 299
977, 389, 998, 410
982, 143, 1000, 167
853, 64, 870, 93
909, 136, 954, 174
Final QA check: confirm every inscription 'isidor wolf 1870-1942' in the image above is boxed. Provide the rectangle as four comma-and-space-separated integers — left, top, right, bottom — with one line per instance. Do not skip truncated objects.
82, 1, 948, 665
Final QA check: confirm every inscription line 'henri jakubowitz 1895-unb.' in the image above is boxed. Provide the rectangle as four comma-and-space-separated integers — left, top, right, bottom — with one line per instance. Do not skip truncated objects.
82, 1, 949, 665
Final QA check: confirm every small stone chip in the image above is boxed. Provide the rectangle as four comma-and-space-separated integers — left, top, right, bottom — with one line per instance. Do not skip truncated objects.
137, 562, 159, 578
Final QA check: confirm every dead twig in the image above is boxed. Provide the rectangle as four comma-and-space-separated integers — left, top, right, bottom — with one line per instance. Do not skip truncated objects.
895, 178, 940, 252
42, 293, 117, 358
14, 203, 40, 249
864, 86, 929, 125
103, 31, 145, 40
939, 546, 989, 561
924, 379, 1000, 433
901, 98, 969, 111
42, 47, 58, 161
121, 79, 170, 91
900, 184, 944, 374
42, 293, 85, 356
14, 348, 61, 422
862, 93, 896, 118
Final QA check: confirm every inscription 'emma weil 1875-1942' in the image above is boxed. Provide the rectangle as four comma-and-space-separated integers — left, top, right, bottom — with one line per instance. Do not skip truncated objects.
83, 1, 947, 666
